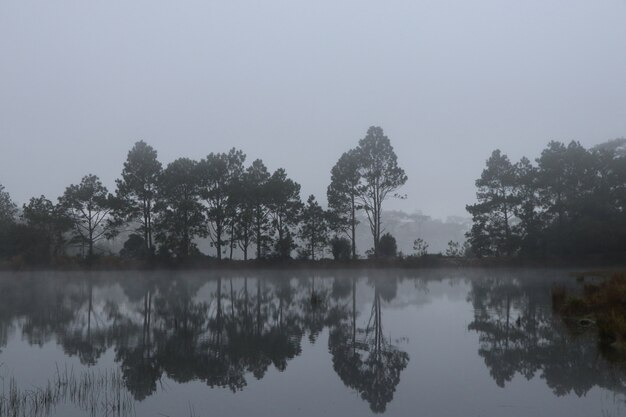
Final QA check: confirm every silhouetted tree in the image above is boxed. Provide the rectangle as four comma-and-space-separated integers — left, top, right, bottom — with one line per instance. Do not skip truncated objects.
155, 158, 205, 258
115, 141, 162, 254
536, 141, 603, 255
299, 195, 329, 260
267, 168, 302, 259
0, 184, 17, 259
466, 150, 519, 257
327, 149, 361, 259
354, 127, 407, 257
513, 157, 542, 257
59, 174, 116, 258
198, 148, 246, 259
467, 139, 626, 260
22, 195, 72, 258
0, 184, 17, 226
245, 159, 272, 259
231, 177, 254, 260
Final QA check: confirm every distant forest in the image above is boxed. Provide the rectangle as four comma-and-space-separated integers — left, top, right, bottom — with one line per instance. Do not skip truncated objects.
1, 130, 625, 267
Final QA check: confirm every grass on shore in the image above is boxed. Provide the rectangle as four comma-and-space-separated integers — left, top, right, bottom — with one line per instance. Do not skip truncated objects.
553, 272, 626, 350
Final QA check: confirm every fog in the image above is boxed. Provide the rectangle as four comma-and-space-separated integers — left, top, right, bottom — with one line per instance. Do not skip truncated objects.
2, 0, 626, 218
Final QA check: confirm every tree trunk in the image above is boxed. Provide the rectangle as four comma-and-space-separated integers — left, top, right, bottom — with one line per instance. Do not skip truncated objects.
147, 199, 153, 252
216, 222, 222, 260
256, 218, 262, 260
351, 194, 357, 259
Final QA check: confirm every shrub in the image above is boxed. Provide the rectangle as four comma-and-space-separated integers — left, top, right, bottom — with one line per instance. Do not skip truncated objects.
330, 236, 351, 261
378, 233, 397, 258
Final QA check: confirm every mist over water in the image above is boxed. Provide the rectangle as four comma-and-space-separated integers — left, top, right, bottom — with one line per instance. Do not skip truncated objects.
0, 269, 624, 417
2, 2, 626, 415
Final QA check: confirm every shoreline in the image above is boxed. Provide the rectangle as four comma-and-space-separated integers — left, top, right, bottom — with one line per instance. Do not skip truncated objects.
2, 256, 626, 272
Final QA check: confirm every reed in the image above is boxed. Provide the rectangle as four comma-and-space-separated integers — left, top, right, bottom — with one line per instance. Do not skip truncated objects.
0, 364, 135, 417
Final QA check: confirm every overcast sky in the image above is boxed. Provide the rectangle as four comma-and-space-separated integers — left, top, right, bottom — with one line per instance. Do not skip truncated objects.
2, 0, 626, 218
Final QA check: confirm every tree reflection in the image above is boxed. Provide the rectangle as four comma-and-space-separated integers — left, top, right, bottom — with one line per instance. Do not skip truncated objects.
467, 273, 626, 397
328, 276, 409, 413
113, 283, 160, 400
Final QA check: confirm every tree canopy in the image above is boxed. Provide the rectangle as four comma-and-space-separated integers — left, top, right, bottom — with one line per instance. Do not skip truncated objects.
466, 139, 626, 259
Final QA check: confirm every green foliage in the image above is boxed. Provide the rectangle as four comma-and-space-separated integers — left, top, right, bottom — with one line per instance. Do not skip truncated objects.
378, 233, 397, 258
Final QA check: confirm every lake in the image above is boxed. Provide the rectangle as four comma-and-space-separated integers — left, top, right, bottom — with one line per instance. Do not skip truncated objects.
0, 269, 623, 417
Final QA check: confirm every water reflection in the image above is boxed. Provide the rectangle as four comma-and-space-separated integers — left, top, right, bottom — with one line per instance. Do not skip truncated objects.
329, 277, 409, 412
467, 272, 626, 397
0, 270, 625, 415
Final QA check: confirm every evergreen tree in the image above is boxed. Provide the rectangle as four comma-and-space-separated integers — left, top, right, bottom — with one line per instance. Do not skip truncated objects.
245, 159, 272, 259
466, 150, 519, 257
59, 174, 116, 258
327, 149, 361, 259
354, 127, 407, 257
299, 195, 329, 260
115, 141, 162, 254
22, 195, 72, 258
155, 158, 205, 258
198, 148, 245, 259
267, 168, 302, 260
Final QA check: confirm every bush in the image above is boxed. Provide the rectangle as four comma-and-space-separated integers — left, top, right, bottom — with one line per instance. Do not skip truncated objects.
378, 233, 397, 258
120, 234, 147, 259
330, 236, 351, 261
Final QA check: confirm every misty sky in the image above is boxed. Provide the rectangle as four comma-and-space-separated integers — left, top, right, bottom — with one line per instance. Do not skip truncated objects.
2, 0, 626, 218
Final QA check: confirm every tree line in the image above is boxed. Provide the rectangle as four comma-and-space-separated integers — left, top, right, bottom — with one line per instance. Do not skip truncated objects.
466, 138, 626, 260
0, 126, 407, 265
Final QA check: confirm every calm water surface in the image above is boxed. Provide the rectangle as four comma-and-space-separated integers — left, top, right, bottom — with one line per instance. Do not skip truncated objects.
0, 269, 623, 417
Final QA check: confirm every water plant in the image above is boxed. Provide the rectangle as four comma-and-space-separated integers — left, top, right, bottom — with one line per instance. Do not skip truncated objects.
0, 364, 135, 417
